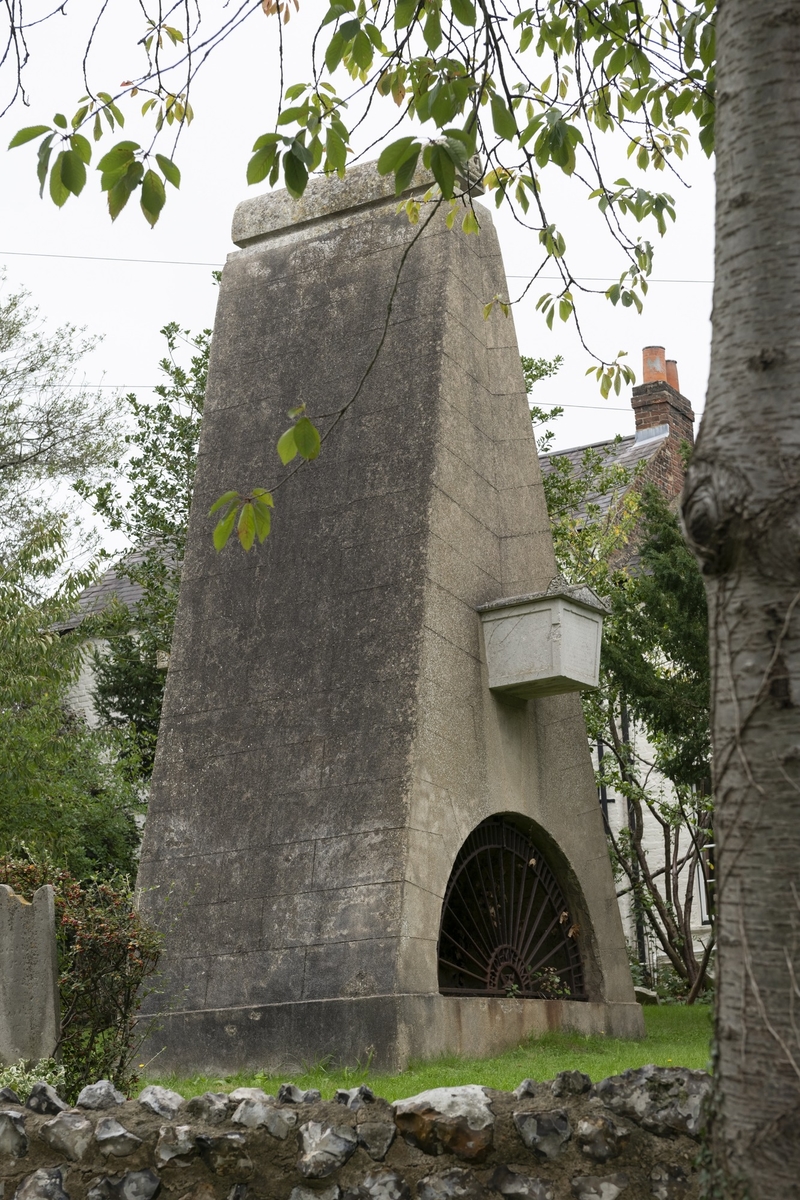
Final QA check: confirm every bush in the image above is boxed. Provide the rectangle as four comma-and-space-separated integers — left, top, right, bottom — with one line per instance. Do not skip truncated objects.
0, 858, 161, 1100
0, 1058, 66, 1100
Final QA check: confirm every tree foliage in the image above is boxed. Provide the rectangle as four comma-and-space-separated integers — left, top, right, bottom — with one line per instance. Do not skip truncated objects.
0, 522, 144, 878
79, 322, 207, 775
540, 433, 712, 1000
3, 2, 715, 551
0, 283, 142, 878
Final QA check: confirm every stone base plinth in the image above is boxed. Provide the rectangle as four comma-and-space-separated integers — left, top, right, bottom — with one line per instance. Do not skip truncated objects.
141, 994, 644, 1077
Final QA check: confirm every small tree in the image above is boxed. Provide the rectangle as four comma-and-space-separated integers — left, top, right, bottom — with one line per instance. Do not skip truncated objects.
80, 322, 208, 775
538, 421, 713, 1000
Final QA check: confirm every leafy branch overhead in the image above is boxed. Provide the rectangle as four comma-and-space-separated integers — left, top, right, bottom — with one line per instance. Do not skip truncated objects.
6, 1, 714, 328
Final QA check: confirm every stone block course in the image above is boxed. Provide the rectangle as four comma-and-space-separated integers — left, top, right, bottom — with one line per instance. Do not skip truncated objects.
0, 1069, 707, 1199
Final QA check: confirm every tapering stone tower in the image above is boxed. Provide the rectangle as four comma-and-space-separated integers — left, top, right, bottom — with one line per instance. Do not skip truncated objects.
137, 163, 642, 1074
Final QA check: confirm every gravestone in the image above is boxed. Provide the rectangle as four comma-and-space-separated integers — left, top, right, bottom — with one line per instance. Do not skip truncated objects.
0, 885, 60, 1064
137, 162, 642, 1073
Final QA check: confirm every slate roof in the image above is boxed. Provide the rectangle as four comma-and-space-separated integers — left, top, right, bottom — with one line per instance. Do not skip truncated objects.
56, 547, 150, 632
538, 423, 670, 521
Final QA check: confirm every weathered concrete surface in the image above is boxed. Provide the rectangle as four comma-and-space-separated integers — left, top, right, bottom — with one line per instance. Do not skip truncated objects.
0, 1070, 708, 1198
137, 160, 641, 1072
0, 885, 60, 1065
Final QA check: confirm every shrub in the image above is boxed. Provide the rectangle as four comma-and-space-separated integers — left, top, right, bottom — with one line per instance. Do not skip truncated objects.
0, 1058, 66, 1100
0, 858, 161, 1100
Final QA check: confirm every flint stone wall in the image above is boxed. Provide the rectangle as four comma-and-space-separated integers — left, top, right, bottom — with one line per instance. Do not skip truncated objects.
0, 886, 60, 1066
0, 1068, 709, 1199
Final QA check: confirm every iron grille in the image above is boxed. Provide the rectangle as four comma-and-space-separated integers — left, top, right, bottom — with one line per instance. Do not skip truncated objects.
437, 816, 585, 1000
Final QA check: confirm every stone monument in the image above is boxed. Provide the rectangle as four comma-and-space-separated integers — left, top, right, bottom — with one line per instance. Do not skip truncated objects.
137, 162, 643, 1073
0, 884, 60, 1064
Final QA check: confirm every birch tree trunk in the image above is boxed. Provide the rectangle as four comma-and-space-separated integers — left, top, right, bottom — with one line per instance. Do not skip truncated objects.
681, 2, 800, 1193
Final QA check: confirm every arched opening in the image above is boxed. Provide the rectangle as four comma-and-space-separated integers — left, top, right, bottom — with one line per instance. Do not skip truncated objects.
437, 815, 585, 1000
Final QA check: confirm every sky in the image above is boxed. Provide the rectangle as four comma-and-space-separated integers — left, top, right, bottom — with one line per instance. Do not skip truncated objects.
0, 3, 715, 510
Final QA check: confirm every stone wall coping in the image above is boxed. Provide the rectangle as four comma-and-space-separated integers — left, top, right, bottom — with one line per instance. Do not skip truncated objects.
231, 156, 485, 247
477, 577, 611, 616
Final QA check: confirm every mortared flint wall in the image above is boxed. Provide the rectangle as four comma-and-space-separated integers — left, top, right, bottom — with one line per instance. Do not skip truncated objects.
136, 162, 642, 1074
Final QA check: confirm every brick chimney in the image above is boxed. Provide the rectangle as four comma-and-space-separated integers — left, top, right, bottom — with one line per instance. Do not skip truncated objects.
631, 346, 695, 498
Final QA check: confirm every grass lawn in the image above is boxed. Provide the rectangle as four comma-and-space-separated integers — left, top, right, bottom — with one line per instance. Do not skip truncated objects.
143, 1003, 712, 1102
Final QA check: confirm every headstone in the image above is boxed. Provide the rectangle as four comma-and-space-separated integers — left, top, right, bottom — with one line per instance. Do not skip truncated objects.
0, 885, 60, 1064
137, 161, 642, 1073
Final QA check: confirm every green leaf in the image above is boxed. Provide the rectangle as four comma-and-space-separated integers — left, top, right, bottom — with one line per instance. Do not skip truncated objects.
247, 143, 279, 185
60, 149, 87, 196
284, 149, 309, 198
450, 0, 476, 26
141, 169, 166, 227
36, 135, 54, 198
395, 0, 418, 29
213, 505, 238, 551
252, 497, 272, 542
8, 125, 51, 149
69, 133, 92, 164
377, 136, 418, 175
423, 7, 442, 50
352, 29, 373, 69
326, 128, 347, 174
430, 144, 456, 198
293, 416, 321, 460
53, 113, 68, 129
394, 146, 421, 194
277, 426, 298, 465
491, 95, 517, 141
48, 152, 70, 207
237, 503, 256, 552
97, 142, 140, 173
209, 490, 240, 516
156, 154, 181, 188
107, 162, 143, 221
325, 31, 346, 73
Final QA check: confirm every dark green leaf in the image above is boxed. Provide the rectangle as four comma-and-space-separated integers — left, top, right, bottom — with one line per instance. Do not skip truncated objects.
377, 136, 418, 175
156, 154, 181, 188
394, 146, 421, 193
60, 149, 87, 196
284, 149, 309, 198
141, 169, 166, 227
430, 144, 456, 198
53, 113, 68, 129
49, 152, 70, 207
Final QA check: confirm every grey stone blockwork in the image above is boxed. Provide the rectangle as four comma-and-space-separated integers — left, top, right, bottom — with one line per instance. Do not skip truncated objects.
0, 886, 60, 1066
136, 161, 642, 1073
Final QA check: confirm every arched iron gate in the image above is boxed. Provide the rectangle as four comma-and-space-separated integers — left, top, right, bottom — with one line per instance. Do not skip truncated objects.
437, 816, 585, 1000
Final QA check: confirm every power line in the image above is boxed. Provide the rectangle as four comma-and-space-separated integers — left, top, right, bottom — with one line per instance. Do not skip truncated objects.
0, 248, 713, 283
59, 381, 634, 410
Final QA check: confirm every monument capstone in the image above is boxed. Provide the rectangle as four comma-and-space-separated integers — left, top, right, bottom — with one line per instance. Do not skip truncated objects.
137, 161, 643, 1073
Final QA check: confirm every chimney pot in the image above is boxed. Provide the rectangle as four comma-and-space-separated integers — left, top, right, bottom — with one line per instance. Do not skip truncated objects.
666, 359, 680, 392
642, 345, 666, 383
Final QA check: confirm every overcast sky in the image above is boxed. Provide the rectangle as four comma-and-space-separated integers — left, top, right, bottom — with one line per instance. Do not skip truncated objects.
0, 4, 715, 502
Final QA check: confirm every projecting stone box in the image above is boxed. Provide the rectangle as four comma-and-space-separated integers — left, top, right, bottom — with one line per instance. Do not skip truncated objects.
478, 579, 609, 699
